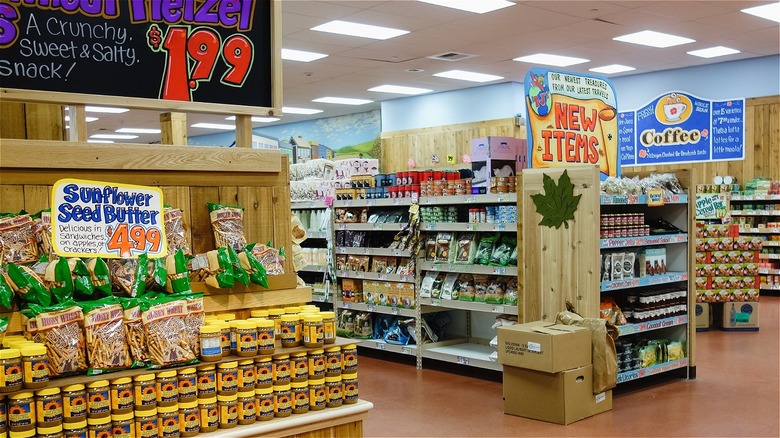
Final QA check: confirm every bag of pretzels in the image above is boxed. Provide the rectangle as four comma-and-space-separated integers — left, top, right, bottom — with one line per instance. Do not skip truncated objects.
121, 295, 150, 366
29, 301, 88, 377
109, 254, 148, 297
208, 203, 247, 252
140, 294, 198, 368
79, 296, 135, 374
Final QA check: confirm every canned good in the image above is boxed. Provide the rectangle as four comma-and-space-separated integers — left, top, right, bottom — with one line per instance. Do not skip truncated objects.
235, 320, 258, 356
343, 372, 358, 404
9, 392, 36, 433
0, 349, 23, 393
63, 419, 87, 438
86, 416, 111, 438
110, 412, 133, 438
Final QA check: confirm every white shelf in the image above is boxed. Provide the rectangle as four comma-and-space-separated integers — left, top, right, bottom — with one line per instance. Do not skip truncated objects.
419, 193, 517, 205
419, 297, 517, 314
420, 222, 517, 232
760, 284, 780, 291
730, 210, 780, 216
335, 247, 411, 257
335, 300, 417, 317
306, 230, 330, 239
422, 341, 501, 371
358, 340, 417, 356
600, 272, 688, 292
616, 358, 689, 384
336, 270, 415, 283
730, 194, 780, 201
600, 233, 688, 249
761, 241, 780, 247
759, 253, 780, 260
333, 198, 412, 208
618, 315, 688, 337
418, 261, 517, 276
291, 200, 329, 209
336, 223, 406, 231
758, 268, 780, 275
600, 193, 688, 205
298, 264, 328, 273
310, 293, 330, 303
737, 227, 780, 235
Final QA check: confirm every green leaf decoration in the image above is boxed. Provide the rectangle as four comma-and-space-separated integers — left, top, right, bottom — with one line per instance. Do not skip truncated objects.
530, 169, 581, 229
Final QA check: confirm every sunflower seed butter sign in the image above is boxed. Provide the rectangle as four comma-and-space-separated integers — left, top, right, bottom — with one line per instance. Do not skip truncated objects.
52, 179, 167, 259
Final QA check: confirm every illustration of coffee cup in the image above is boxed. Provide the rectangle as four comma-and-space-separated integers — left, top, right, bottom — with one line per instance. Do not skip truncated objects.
663, 102, 686, 121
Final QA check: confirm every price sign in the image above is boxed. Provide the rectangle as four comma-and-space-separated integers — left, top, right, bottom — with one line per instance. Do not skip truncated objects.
457, 356, 470, 365
366, 199, 376, 206
391, 307, 400, 315
376, 342, 386, 350
342, 302, 352, 309
367, 304, 376, 312
52, 179, 166, 258
401, 347, 412, 355
373, 223, 383, 230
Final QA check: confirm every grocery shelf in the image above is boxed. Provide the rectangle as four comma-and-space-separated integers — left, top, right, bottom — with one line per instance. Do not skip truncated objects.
291, 200, 329, 209
760, 241, 780, 247
310, 293, 329, 303
760, 284, 780, 291
299, 264, 328, 273
336, 270, 415, 283
333, 198, 412, 208
358, 339, 417, 356
306, 230, 329, 239
737, 227, 780, 234
421, 340, 501, 371
600, 272, 688, 292
758, 268, 780, 275
759, 253, 780, 260
418, 261, 518, 276
618, 315, 688, 337
600, 193, 688, 205
419, 297, 518, 315
419, 193, 517, 205
616, 358, 689, 384
729, 194, 780, 201
334, 300, 418, 318
420, 222, 517, 232
336, 223, 406, 231
600, 233, 688, 249
730, 210, 780, 216
336, 247, 411, 257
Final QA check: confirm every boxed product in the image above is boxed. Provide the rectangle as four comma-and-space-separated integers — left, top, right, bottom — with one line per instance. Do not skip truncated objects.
398, 283, 416, 309
695, 303, 711, 330
363, 281, 380, 305
470, 137, 522, 194
640, 247, 666, 276
497, 321, 591, 373
341, 279, 363, 303
503, 365, 612, 425
719, 301, 759, 330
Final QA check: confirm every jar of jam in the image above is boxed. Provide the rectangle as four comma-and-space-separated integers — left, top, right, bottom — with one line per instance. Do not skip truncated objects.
85, 380, 110, 419
133, 374, 157, 411
0, 349, 23, 393
216, 395, 237, 429
254, 387, 273, 422
272, 384, 291, 418
35, 388, 63, 428
272, 354, 291, 384
255, 319, 275, 357
342, 344, 358, 372
21, 344, 48, 389
279, 315, 300, 348
217, 361, 238, 396
290, 381, 309, 415
303, 315, 323, 348
196, 365, 216, 399
198, 325, 222, 362
156, 370, 179, 407
321, 311, 336, 344
236, 391, 256, 425
237, 359, 255, 392
325, 376, 343, 408
342, 372, 358, 404
235, 321, 258, 357
37, 424, 63, 438
177, 368, 197, 404
178, 401, 199, 438
133, 409, 158, 438
86, 416, 110, 438
111, 412, 133, 438
63, 419, 87, 438
109, 377, 133, 415
291, 352, 309, 382
308, 349, 325, 378
254, 357, 273, 389
308, 378, 326, 412
266, 309, 284, 336
197, 397, 218, 433
8, 391, 35, 433
325, 346, 342, 377
61, 384, 87, 423
157, 404, 180, 438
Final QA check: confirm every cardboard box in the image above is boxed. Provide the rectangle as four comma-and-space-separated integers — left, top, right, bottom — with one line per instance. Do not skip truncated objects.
503, 365, 612, 425
341, 279, 362, 303
695, 303, 711, 329
471, 137, 520, 160
497, 321, 591, 373
720, 301, 759, 330
639, 247, 666, 276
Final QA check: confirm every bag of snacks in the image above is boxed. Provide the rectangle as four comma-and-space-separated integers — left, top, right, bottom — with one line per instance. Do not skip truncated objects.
208, 203, 247, 252
485, 277, 506, 304
490, 236, 515, 267
163, 207, 191, 256
32, 210, 54, 259
86, 258, 112, 298
0, 213, 40, 264
457, 274, 476, 302
425, 235, 437, 261
434, 232, 452, 262
336, 310, 355, 338
7, 262, 51, 306
145, 257, 167, 292
419, 271, 437, 298
175, 292, 204, 358
453, 233, 476, 264
0, 272, 13, 310
503, 277, 518, 305
110, 254, 148, 297
141, 296, 197, 368
250, 244, 285, 276
226, 247, 249, 286
121, 296, 149, 365
188, 249, 234, 288
165, 249, 193, 294
44, 257, 73, 304
473, 274, 489, 303
475, 234, 498, 265
237, 246, 269, 288
79, 296, 134, 374
440, 273, 459, 300
31, 302, 87, 376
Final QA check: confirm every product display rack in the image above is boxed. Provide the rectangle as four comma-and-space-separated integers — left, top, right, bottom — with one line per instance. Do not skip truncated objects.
292, 200, 335, 304
730, 193, 780, 293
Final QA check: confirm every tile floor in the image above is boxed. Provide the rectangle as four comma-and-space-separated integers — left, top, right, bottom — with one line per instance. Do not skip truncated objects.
358, 296, 779, 437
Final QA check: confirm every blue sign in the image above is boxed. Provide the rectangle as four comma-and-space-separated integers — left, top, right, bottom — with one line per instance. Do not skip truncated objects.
618, 112, 636, 166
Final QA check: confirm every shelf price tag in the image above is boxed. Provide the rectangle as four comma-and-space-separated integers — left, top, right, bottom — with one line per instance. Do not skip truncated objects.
343, 200, 352, 207
401, 347, 412, 355
493, 267, 506, 275
376, 342, 386, 350
469, 223, 479, 231
378, 274, 388, 281
391, 307, 400, 315
466, 195, 477, 203
342, 302, 351, 309
338, 224, 347, 230
428, 223, 437, 231
457, 356, 469, 365
431, 299, 441, 307
367, 304, 376, 312
337, 247, 346, 254
492, 305, 504, 313
496, 195, 505, 203
373, 223, 383, 231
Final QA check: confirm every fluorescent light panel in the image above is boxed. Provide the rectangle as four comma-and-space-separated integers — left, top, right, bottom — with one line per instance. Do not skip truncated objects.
613, 30, 695, 48
282, 107, 323, 115
513, 53, 589, 67
312, 97, 373, 105
418, 0, 515, 14
90, 134, 138, 140
687, 46, 741, 58
224, 116, 280, 122
190, 123, 236, 130
589, 64, 636, 74
87, 139, 114, 144
368, 85, 433, 95
281, 48, 328, 62
64, 116, 99, 122
741, 3, 780, 23
433, 69, 503, 83
310, 20, 409, 40
115, 128, 161, 134
85, 106, 129, 114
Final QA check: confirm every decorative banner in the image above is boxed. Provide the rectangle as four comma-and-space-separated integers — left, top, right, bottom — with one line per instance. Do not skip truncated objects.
619, 92, 745, 166
52, 179, 166, 258
524, 68, 619, 180
0, 1, 274, 110
695, 194, 729, 220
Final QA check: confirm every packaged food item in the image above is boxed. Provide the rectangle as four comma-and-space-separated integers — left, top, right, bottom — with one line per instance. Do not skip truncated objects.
163, 207, 191, 256
335, 255, 348, 271
237, 246, 269, 288
79, 297, 133, 374
180, 293, 205, 359
21, 343, 49, 389
164, 249, 193, 294
32, 304, 87, 377
141, 297, 197, 368
336, 310, 355, 338
489, 236, 515, 266
7, 263, 51, 306
35, 210, 54, 259
475, 234, 498, 265
371, 256, 387, 274
208, 203, 247, 251
192, 249, 235, 289
353, 313, 372, 340
434, 232, 453, 262
457, 274, 476, 302
0, 213, 39, 265
440, 273, 459, 300
109, 255, 148, 297
611, 252, 624, 280
623, 252, 636, 279
250, 244, 285, 276
419, 272, 437, 298
0, 348, 23, 393
425, 235, 437, 261
395, 258, 412, 276
0, 276, 13, 311
503, 277, 518, 305
121, 297, 149, 366
86, 258, 112, 298
485, 277, 506, 304
226, 246, 250, 287
473, 274, 489, 303
453, 233, 476, 264
145, 257, 167, 292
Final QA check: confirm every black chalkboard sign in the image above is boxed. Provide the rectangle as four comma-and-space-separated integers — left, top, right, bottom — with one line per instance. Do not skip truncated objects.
0, 0, 276, 112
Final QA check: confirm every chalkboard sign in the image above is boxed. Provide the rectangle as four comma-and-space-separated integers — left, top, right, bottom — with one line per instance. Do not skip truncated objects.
0, 1, 278, 113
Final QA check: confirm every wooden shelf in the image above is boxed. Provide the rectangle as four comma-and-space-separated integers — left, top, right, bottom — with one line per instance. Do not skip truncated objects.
189, 284, 313, 313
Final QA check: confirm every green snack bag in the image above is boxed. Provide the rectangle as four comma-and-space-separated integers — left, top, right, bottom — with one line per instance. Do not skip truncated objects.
489, 236, 516, 267
109, 254, 148, 297
238, 245, 269, 288
204, 248, 234, 289
0, 273, 13, 310
475, 234, 498, 266
71, 259, 95, 299
86, 258, 112, 298
79, 296, 135, 375
227, 246, 249, 286
146, 256, 168, 292
165, 249, 193, 294
44, 257, 74, 304
7, 263, 51, 306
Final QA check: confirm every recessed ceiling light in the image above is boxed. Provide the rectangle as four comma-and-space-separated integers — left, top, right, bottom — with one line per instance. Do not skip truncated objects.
282, 107, 323, 115
312, 97, 373, 105
87, 139, 115, 144
85, 106, 129, 114
418, 0, 515, 14
687, 46, 741, 58
433, 70, 504, 83
613, 30, 695, 48
224, 116, 281, 123
190, 123, 236, 130
741, 3, 780, 23
63, 116, 99, 122
513, 53, 589, 67
116, 128, 162, 134
281, 48, 328, 62
368, 85, 433, 95
589, 64, 636, 74
310, 20, 409, 40
90, 134, 138, 140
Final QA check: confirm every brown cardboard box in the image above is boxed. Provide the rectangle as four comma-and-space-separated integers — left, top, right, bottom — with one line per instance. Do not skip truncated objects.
503, 365, 612, 425
497, 321, 591, 373
695, 303, 711, 329
720, 301, 759, 330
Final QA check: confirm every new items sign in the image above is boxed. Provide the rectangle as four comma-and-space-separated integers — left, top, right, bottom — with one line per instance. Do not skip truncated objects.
619, 92, 745, 166
524, 68, 619, 180
52, 179, 166, 258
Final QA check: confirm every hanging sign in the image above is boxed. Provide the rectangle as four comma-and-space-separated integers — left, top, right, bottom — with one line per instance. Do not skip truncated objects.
619, 92, 745, 166
52, 179, 167, 258
695, 194, 729, 220
524, 68, 619, 180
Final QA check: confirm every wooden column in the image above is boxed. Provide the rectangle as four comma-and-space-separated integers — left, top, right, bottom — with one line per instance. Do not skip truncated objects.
0, 102, 27, 139
25, 103, 64, 140
67, 104, 88, 142
160, 112, 187, 145
235, 114, 253, 148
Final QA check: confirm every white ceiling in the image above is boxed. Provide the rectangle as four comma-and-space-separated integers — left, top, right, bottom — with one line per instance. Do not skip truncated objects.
84, 0, 779, 144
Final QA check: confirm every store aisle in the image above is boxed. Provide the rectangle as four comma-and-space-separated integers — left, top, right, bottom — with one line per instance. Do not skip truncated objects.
359, 296, 779, 437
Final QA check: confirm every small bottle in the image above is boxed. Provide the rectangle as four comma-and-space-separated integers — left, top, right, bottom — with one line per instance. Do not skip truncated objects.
308, 378, 326, 411
21, 344, 49, 389
235, 321, 258, 357
177, 400, 199, 438
0, 349, 23, 393
237, 359, 256, 392
35, 387, 63, 428
133, 374, 157, 411
156, 370, 179, 407
272, 383, 292, 418
321, 311, 336, 344
290, 381, 309, 415
63, 418, 87, 438
325, 376, 343, 408
196, 365, 216, 399
217, 395, 237, 429
237, 390, 256, 425
197, 397, 218, 433
177, 368, 198, 404
110, 412, 133, 438
133, 408, 158, 438
291, 351, 309, 382
61, 384, 87, 423
308, 349, 326, 379
254, 356, 273, 389
86, 416, 111, 438
85, 380, 110, 419
198, 325, 222, 362
272, 354, 291, 384
255, 319, 275, 357
109, 377, 133, 415
157, 404, 180, 438
217, 361, 238, 396
254, 387, 274, 422
342, 372, 358, 404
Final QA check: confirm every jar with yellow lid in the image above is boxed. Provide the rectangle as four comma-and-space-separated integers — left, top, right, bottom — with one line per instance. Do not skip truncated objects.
216, 395, 237, 429
133, 409, 158, 438
202, 315, 217, 324
207, 321, 230, 356
10, 429, 36, 438
236, 391, 256, 425
35, 388, 63, 428
198, 325, 222, 362
308, 349, 326, 378
156, 370, 179, 407
254, 387, 273, 422
303, 315, 324, 348
177, 368, 197, 404
229, 320, 238, 355
20, 344, 48, 389
342, 372, 358, 405
110, 412, 133, 438
283, 306, 301, 315
342, 344, 358, 372
290, 381, 309, 415
237, 359, 255, 391
301, 305, 319, 311
197, 397, 218, 433
132, 374, 156, 411
0, 349, 23, 393
321, 311, 336, 344
235, 321, 258, 357
1, 336, 24, 349
85, 381, 110, 419
196, 365, 216, 399
249, 309, 268, 318
272, 384, 291, 418
8, 392, 35, 433
290, 352, 309, 382
325, 376, 343, 408
63, 418, 87, 438
279, 315, 300, 348
216, 313, 236, 322
254, 357, 273, 389
178, 400, 199, 438
0, 394, 7, 434
217, 362, 238, 396
255, 319, 275, 357
158, 404, 180, 438
86, 416, 110, 438
36, 424, 63, 438
271, 354, 290, 384
61, 384, 87, 423
308, 378, 326, 411
109, 377, 133, 415
266, 309, 284, 336
325, 346, 342, 377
